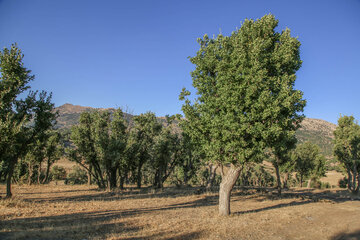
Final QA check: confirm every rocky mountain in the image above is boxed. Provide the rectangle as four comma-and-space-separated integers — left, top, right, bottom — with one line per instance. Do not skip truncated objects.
54, 104, 336, 157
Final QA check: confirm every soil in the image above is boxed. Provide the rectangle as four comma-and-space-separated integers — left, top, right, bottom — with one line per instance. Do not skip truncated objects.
1, 184, 360, 240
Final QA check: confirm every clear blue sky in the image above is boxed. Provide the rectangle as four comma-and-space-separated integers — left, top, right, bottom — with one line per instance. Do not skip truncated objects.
1, 0, 359, 123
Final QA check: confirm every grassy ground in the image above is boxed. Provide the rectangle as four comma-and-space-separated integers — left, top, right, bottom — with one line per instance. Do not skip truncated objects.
1, 184, 360, 240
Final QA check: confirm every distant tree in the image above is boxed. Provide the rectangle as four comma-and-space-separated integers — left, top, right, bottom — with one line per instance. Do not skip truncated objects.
333, 115, 360, 193
0, 44, 56, 198
42, 130, 64, 184
180, 15, 304, 215
293, 142, 324, 187
70, 109, 128, 190
150, 115, 182, 188
129, 112, 162, 188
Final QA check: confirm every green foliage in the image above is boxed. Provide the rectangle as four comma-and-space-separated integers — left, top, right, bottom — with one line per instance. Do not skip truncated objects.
338, 177, 348, 188
180, 14, 304, 168
0, 44, 57, 197
333, 115, 360, 192
65, 166, 87, 185
293, 142, 326, 187
51, 166, 67, 181
70, 108, 128, 189
237, 163, 274, 187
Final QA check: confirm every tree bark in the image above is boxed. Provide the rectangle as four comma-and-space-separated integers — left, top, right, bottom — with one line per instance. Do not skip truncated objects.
353, 163, 357, 192
219, 165, 242, 216
37, 162, 42, 184
107, 168, 117, 191
283, 172, 289, 189
87, 165, 92, 185
28, 162, 33, 185
307, 178, 312, 188
137, 163, 143, 188
274, 161, 282, 195
42, 159, 51, 184
347, 168, 352, 191
6, 160, 16, 198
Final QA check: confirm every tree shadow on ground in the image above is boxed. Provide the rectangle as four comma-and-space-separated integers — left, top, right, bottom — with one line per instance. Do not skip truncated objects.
0, 207, 204, 240
20, 186, 212, 203
330, 230, 360, 240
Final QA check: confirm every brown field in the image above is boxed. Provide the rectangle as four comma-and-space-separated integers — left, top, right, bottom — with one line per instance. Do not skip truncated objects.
1, 184, 360, 240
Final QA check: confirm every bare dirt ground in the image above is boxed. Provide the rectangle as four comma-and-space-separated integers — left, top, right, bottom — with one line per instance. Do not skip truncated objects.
1, 184, 360, 240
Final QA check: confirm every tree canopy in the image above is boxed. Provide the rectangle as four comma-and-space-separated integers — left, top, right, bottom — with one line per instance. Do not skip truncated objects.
180, 14, 305, 215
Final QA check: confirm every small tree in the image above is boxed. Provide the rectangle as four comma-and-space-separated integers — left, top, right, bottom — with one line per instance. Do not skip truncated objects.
180, 14, 304, 215
0, 44, 56, 198
129, 112, 162, 188
333, 115, 360, 193
293, 142, 324, 187
70, 109, 128, 190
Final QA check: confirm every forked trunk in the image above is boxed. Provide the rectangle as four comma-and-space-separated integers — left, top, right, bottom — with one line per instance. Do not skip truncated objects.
219, 165, 241, 216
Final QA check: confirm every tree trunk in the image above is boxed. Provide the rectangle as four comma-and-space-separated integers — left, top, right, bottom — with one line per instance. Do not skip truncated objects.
283, 172, 289, 189
37, 162, 42, 184
353, 163, 357, 192
119, 167, 127, 190
42, 160, 51, 184
274, 162, 282, 195
219, 165, 241, 216
6, 160, 16, 198
300, 175, 303, 188
347, 168, 352, 191
137, 163, 143, 189
356, 172, 360, 193
306, 178, 311, 188
108, 168, 117, 190
306, 178, 312, 188
87, 165, 92, 185
206, 164, 218, 190
28, 162, 33, 185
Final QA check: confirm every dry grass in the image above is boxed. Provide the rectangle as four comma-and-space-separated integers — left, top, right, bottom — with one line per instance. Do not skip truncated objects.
1, 184, 360, 240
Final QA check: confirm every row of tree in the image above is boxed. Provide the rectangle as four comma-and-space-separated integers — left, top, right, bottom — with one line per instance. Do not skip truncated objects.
0, 44, 61, 197
1, 15, 359, 219
68, 110, 201, 191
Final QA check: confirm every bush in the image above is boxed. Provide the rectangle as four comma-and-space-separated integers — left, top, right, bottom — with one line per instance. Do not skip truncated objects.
338, 177, 348, 188
65, 166, 87, 185
51, 166, 67, 181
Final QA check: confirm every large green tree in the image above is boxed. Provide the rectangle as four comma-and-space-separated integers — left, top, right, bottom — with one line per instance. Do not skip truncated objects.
180, 14, 304, 215
0, 44, 57, 198
333, 115, 360, 193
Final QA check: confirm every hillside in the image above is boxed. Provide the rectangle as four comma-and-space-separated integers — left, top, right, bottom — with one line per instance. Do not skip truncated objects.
54, 104, 336, 157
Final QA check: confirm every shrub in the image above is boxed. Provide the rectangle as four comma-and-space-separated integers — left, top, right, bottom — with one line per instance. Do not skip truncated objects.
65, 166, 87, 185
51, 166, 67, 181
338, 177, 348, 188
